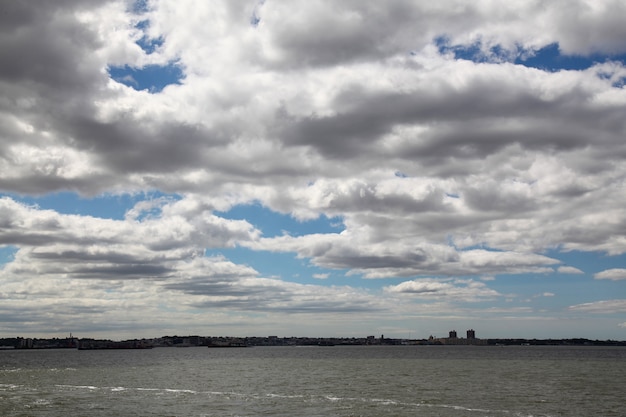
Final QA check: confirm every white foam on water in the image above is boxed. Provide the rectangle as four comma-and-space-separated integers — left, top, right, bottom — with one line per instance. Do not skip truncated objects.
369, 398, 401, 406
56, 384, 99, 390
50, 383, 542, 416
317, 393, 514, 415
265, 393, 305, 399
163, 388, 198, 394
323, 395, 343, 402
0, 368, 22, 373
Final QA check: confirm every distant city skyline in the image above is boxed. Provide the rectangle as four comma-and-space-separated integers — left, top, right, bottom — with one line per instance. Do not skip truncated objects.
3, 331, 625, 350
1, 1, 625, 340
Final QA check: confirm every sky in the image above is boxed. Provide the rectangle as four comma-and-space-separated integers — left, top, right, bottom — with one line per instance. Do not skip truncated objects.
1, 0, 626, 341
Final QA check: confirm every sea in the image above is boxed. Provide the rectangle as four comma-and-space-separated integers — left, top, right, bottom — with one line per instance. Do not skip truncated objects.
0, 345, 624, 417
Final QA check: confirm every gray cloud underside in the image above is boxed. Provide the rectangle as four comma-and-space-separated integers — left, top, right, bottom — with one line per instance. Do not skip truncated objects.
1, 0, 626, 330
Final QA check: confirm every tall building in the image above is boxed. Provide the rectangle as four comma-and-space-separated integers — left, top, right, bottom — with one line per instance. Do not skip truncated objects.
467, 329, 476, 339
449, 330, 457, 339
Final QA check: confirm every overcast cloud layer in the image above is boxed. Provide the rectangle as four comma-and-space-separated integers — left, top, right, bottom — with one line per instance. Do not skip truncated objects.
1, 0, 625, 339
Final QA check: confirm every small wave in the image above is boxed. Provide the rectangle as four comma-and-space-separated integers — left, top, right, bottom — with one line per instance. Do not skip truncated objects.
369, 398, 400, 406
163, 388, 198, 394
324, 395, 343, 402
56, 384, 99, 390
48, 384, 542, 416
0, 368, 22, 373
314, 393, 509, 415
23, 398, 53, 409
57, 384, 241, 398
436, 403, 497, 413
53, 383, 515, 416
265, 393, 305, 399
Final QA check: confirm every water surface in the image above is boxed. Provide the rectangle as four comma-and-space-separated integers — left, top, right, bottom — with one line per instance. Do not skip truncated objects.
1, 345, 624, 416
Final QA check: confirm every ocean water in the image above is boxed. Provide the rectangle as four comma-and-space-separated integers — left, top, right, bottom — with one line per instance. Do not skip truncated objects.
0, 345, 624, 416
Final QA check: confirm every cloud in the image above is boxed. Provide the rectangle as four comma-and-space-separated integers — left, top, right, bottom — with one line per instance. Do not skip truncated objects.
558, 266, 584, 274
531, 292, 555, 299
157, 256, 385, 313
0, 197, 260, 282
1, 0, 626, 338
313, 273, 330, 280
384, 278, 501, 302
0, 196, 400, 330
252, 0, 626, 68
594, 268, 626, 281
248, 233, 560, 278
569, 300, 626, 314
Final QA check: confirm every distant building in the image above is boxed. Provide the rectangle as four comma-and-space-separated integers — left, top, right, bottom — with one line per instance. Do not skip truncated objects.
19, 338, 34, 349
467, 329, 475, 339
449, 330, 457, 339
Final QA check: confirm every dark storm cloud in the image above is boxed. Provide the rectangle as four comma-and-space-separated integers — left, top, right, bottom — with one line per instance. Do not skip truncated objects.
70, 264, 174, 279
28, 249, 176, 275
0, 0, 105, 88
317, 252, 430, 272
67, 116, 224, 173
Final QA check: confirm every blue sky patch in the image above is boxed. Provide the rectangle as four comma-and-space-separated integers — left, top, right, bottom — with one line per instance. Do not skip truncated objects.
109, 63, 183, 93
544, 249, 626, 276
516, 43, 626, 71
131, 0, 149, 14
207, 247, 345, 286
4, 191, 177, 220
217, 203, 344, 238
0, 245, 17, 265
437, 37, 626, 72
133, 18, 165, 55
435, 36, 512, 63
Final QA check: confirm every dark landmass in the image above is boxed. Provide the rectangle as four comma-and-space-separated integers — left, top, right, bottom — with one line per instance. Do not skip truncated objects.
1, 335, 625, 349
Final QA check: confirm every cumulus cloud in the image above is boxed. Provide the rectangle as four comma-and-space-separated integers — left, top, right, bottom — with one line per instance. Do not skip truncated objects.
385, 278, 500, 302
248, 233, 560, 278
594, 268, 626, 281
0, 196, 267, 310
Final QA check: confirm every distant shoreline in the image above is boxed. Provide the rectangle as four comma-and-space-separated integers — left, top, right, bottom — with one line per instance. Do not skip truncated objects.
1, 335, 625, 350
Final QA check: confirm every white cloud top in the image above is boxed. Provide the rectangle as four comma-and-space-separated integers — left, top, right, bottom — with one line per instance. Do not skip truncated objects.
594, 269, 626, 281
